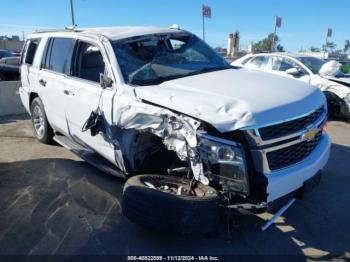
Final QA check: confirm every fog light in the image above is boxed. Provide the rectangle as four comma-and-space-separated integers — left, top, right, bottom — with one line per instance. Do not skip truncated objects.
218, 147, 235, 161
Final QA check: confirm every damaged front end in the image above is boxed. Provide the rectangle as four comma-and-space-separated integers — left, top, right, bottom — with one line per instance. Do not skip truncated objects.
111, 93, 253, 205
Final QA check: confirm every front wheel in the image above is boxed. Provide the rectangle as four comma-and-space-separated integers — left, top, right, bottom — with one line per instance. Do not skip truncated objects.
30, 97, 53, 144
122, 175, 220, 234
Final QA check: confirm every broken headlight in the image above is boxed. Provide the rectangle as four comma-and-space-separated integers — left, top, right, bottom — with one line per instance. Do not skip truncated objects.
198, 134, 249, 195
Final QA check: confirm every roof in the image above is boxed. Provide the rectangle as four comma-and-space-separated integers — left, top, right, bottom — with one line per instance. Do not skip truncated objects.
32, 26, 185, 41
252, 52, 317, 59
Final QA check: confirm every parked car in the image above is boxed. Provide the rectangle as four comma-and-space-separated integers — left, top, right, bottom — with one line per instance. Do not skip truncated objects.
0, 49, 18, 59
0, 56, 20, 81
232, 53, 350, 120
19, 27, 330, 233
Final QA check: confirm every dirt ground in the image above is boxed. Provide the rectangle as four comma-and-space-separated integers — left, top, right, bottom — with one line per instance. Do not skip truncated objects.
0, 115, 349, 260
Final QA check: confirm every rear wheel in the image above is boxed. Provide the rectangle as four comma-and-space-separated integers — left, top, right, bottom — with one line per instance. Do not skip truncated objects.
30, 97, 53, 144
122, 175, 220, 234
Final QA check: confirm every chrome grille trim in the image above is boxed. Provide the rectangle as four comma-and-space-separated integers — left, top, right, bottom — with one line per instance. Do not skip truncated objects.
244, 105, 328, 174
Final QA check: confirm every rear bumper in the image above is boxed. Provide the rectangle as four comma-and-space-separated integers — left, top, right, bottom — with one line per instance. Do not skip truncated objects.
18, 86, 30, 114
266, 133, 331, 203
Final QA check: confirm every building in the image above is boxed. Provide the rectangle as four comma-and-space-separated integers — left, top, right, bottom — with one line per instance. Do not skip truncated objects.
0, 35, 24, 53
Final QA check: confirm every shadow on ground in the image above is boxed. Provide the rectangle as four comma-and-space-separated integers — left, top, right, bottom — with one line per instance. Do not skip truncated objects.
0, 144, 349, 259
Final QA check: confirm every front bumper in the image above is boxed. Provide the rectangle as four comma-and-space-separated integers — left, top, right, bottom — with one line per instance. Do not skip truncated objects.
266, 133, 331, 203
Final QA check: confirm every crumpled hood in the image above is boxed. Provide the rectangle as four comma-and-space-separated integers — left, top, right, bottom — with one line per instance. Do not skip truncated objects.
135, 68, 325, 132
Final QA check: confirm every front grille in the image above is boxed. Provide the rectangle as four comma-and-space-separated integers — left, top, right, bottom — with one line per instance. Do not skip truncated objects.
259, 106, 325, 140
266, 131, 322, 171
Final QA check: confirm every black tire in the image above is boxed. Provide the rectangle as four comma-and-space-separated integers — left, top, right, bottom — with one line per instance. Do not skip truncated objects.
30, 97, 53, 144
122, 175, 220, 234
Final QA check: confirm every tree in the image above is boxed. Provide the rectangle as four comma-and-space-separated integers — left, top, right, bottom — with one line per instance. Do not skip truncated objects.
253, 33, 284, 53
310, 46, 320, 52
344, 40, 350, 54
323, 41, 336, 52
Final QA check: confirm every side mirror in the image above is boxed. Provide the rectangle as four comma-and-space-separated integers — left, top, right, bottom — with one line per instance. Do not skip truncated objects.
99, 73, 113, 89
285, 67, 304, 77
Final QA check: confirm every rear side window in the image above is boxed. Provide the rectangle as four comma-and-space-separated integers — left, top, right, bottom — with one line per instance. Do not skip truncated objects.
23, 39, 40, 65
42, 38, 75, 74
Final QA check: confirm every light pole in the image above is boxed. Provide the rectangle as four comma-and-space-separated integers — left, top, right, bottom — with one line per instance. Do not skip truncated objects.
70, 0, 76, 27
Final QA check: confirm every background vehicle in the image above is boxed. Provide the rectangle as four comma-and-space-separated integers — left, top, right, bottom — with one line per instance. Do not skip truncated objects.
0, 56, 20, 81
19, 27, 330, 233
0, 49, 18, 59
232, 53, 350, 120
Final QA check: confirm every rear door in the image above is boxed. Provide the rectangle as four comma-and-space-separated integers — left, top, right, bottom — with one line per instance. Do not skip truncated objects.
20, 38, 41, 112
38, 37, 76, 134
64, 39, 116, 163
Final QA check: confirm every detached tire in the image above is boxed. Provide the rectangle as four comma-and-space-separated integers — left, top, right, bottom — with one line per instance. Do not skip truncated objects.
122, 175, 220, 234
30, 97, 53, 144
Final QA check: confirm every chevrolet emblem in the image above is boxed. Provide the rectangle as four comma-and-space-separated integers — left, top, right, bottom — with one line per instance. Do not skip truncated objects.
301, 128, 319, 141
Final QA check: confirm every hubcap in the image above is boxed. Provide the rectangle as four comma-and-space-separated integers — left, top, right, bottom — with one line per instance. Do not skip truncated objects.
32, 105, 45, 139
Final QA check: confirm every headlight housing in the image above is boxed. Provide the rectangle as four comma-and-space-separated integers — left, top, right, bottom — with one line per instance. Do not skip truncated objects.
198, 133, 249, 195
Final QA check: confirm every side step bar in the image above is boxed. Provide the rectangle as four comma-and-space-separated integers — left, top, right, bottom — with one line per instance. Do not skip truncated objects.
261, 198, 296, 231
53, 135, 125, 179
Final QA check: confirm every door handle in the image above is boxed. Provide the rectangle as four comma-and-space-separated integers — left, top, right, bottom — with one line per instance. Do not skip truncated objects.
64, 90, 75, 96
39, 79, 46, 87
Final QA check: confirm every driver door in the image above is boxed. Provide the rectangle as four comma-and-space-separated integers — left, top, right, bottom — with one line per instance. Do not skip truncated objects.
270, 56, 311, 83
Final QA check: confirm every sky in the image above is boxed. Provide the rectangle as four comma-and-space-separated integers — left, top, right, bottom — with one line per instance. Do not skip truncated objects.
0, 0, 349, 52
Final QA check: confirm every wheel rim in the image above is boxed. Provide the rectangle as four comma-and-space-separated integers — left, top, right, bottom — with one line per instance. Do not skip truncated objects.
142, 177, 207, 197
32, 105, 45, 139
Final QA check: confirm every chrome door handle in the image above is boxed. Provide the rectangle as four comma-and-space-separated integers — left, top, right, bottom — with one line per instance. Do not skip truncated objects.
39, 79, 46, 87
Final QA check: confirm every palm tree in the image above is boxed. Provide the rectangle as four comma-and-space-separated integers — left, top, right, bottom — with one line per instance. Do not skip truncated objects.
344, 40, 350, 54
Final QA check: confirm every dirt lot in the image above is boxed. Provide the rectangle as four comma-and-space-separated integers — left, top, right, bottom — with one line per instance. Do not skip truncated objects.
0, 115, 349, 260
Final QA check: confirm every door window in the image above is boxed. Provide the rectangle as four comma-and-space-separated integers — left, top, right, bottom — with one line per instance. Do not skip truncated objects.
42, 38, 75, 74
23, 39, 40, 65
246, 56, 270, 70
72, 41, 105, 83
271, 56, 299, 72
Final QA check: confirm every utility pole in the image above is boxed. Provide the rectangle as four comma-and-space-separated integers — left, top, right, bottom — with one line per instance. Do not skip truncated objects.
202, 10, 205, 41
202, 5, 211, 42
70, 0, 76, 27
21, 31, 25, 41
272, 16, 282, 52
324, 28, 332, 59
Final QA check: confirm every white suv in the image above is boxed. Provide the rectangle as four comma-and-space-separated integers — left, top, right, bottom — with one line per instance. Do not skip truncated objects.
19, 27, 331, 233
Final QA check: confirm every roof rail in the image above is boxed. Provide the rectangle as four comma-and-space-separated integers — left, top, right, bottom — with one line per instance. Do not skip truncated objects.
33, 27, 80, 34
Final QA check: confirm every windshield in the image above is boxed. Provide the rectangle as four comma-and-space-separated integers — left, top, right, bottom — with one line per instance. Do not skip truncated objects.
112, 33, 230, 85
297, 57, 326, 74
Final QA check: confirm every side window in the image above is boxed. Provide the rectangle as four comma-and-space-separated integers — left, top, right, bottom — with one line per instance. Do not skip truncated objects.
23, 39, 40, 65
169, 39, 186, 50
42, 38, 75, 74
271, 57, 299, 72
72, 41, 105, 83
246, 56, 270, 70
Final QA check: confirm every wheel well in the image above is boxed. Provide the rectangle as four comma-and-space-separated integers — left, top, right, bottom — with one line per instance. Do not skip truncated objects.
29, 92, 38, 107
